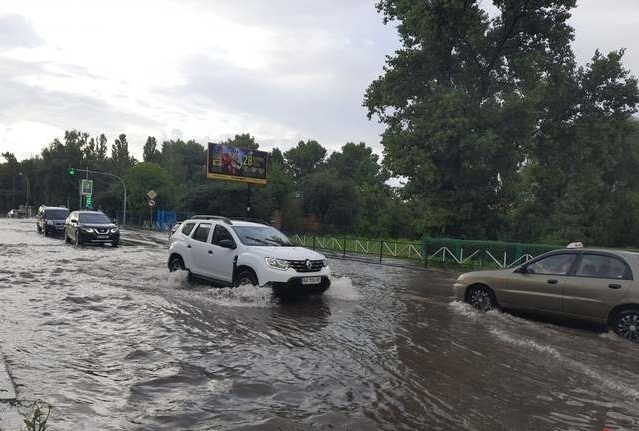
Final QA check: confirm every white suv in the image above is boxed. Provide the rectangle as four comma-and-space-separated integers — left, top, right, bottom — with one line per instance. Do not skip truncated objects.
167, 216, 331, 295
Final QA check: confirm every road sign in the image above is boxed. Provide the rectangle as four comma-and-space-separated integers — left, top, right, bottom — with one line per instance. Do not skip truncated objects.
148, 199, 156, 207
147, 190, 157, 200
81, 179, 93, 195
85, 194, 93, 208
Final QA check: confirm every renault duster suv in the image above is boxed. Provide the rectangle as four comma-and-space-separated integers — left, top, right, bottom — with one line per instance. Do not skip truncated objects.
167, 216, 331, 295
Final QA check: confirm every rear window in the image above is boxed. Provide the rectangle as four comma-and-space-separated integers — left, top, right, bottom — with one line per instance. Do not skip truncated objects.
192, 223, 211, 242
181, 222, 196, 236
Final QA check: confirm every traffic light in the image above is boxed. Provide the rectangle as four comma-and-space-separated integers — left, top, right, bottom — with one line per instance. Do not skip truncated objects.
85, 194, 93, 208
68, 167, 76, 176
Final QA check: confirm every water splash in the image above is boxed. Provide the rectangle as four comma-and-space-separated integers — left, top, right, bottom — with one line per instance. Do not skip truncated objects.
325, 276, 360, 301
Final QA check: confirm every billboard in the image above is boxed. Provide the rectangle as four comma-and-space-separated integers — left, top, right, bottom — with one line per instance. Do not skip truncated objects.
207, 143, 269, 185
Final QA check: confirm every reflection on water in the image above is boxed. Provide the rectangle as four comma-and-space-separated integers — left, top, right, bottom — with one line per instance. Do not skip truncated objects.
0, 219, 638, 431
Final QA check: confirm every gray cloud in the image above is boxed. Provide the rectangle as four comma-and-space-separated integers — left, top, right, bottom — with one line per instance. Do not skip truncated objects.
163, 1, 398, 153
0, 57, 161, 156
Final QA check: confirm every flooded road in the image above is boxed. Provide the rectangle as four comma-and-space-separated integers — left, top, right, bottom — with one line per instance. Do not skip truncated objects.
1, 219, 638, 430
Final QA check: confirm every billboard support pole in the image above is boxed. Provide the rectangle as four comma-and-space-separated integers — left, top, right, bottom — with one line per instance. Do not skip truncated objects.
246, 183, 252, 218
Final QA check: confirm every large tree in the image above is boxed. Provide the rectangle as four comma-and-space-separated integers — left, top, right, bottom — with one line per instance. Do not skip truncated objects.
365, 0, 586, 238
364, 0, 636, 243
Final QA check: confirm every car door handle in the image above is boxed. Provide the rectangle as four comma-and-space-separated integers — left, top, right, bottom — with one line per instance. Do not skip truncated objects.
608, 283, 622, 289
208, 250, 213, 254
187, 245, 191, 248
547, 279, 558, 284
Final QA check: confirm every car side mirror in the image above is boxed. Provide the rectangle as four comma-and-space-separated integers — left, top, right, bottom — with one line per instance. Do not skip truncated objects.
517, 265, 528, 274
218, 239, 236, 250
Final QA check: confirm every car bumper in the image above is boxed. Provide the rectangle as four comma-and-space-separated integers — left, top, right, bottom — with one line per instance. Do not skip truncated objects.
453, 282, 467, 301
270, 276, 331, 296
78, 231, 120, 243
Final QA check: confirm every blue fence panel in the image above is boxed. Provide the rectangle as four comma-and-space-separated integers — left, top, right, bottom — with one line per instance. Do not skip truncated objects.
155, 210, 177, 231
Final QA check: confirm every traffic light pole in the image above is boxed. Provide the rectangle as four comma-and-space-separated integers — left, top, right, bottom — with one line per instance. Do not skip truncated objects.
70, 167, 127, 226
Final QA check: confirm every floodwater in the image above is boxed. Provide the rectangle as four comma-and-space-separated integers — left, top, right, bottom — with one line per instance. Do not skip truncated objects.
0, 219, 638, 431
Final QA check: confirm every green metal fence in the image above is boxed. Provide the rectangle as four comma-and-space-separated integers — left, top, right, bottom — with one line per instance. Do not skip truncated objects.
290, 234, 560, 269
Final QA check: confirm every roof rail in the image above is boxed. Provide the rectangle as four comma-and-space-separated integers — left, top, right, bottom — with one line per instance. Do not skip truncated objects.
191, 215, 233, 225
232, 217, 271, 226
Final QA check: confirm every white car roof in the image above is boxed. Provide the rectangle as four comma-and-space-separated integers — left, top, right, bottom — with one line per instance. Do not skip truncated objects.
184, 218, 267, 228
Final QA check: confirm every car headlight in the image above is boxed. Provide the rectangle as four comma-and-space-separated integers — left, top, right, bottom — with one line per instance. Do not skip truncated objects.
46, 220, 54, 225
110, 228, 119, 233
83, 227, 94, 233
322, 259, 329, 268
265, 257, 289, 271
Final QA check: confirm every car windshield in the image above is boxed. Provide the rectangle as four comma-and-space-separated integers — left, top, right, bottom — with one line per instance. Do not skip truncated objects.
45, 209, 69, 219
79, 213, 111, 224
232, 226, 294, 247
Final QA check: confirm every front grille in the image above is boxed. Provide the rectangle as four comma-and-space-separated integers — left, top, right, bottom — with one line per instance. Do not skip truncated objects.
288, 259, 324, 273
96, 228, 110, 234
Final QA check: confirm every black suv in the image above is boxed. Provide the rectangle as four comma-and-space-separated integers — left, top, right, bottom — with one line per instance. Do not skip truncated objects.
64, 210, 120, 247
36, 206, 70, 236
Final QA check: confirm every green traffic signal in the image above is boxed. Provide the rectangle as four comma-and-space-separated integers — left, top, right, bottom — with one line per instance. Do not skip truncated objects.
68, 167, 76, 176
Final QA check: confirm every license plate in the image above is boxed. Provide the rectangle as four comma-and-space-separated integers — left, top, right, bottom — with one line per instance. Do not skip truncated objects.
301, 277, 321, 285
97, 235, 109, 239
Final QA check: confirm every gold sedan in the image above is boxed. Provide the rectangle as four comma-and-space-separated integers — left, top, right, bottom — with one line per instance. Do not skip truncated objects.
453, 248, 639, 342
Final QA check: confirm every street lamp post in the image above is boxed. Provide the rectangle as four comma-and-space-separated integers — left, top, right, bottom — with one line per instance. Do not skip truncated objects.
71, 168, 127, 226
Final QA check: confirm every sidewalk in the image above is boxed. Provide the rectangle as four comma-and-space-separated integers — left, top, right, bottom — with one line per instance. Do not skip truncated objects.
0, 350, 22, 431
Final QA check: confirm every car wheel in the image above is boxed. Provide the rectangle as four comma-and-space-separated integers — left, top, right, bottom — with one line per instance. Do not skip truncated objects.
467, 285, 496, 312
168, 256, 185, 272
612, 309, 639, 343
234, 269, 258, 287
112, 240, 119, 248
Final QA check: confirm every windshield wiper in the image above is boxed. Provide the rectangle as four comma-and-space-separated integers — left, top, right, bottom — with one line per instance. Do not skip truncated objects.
244, 236, 271, 246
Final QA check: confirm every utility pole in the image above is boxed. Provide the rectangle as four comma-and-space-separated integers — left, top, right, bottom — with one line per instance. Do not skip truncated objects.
246, 183, 252, 218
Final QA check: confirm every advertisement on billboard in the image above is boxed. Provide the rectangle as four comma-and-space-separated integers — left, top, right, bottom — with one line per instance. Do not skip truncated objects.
207, 143, 269, 185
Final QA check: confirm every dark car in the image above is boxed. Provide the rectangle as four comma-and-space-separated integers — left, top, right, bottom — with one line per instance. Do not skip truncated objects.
64, 210, 120, 247
36, 206, 70, 236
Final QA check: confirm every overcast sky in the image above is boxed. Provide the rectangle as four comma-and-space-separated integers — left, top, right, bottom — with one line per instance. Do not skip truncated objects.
1, 0, 638, 161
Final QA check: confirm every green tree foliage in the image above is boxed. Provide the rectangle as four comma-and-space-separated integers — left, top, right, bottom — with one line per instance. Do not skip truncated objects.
125, 162, 177, 211
161, 140, 206, 186
284, 140, 326, 180
365, 0, 639, 243
222, 133, 260, 150
110, 133, 135, 174
266, 147, 299, 230
143, 136, 162, 164
326, 142, 387, 185
300, 169, 359, 230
